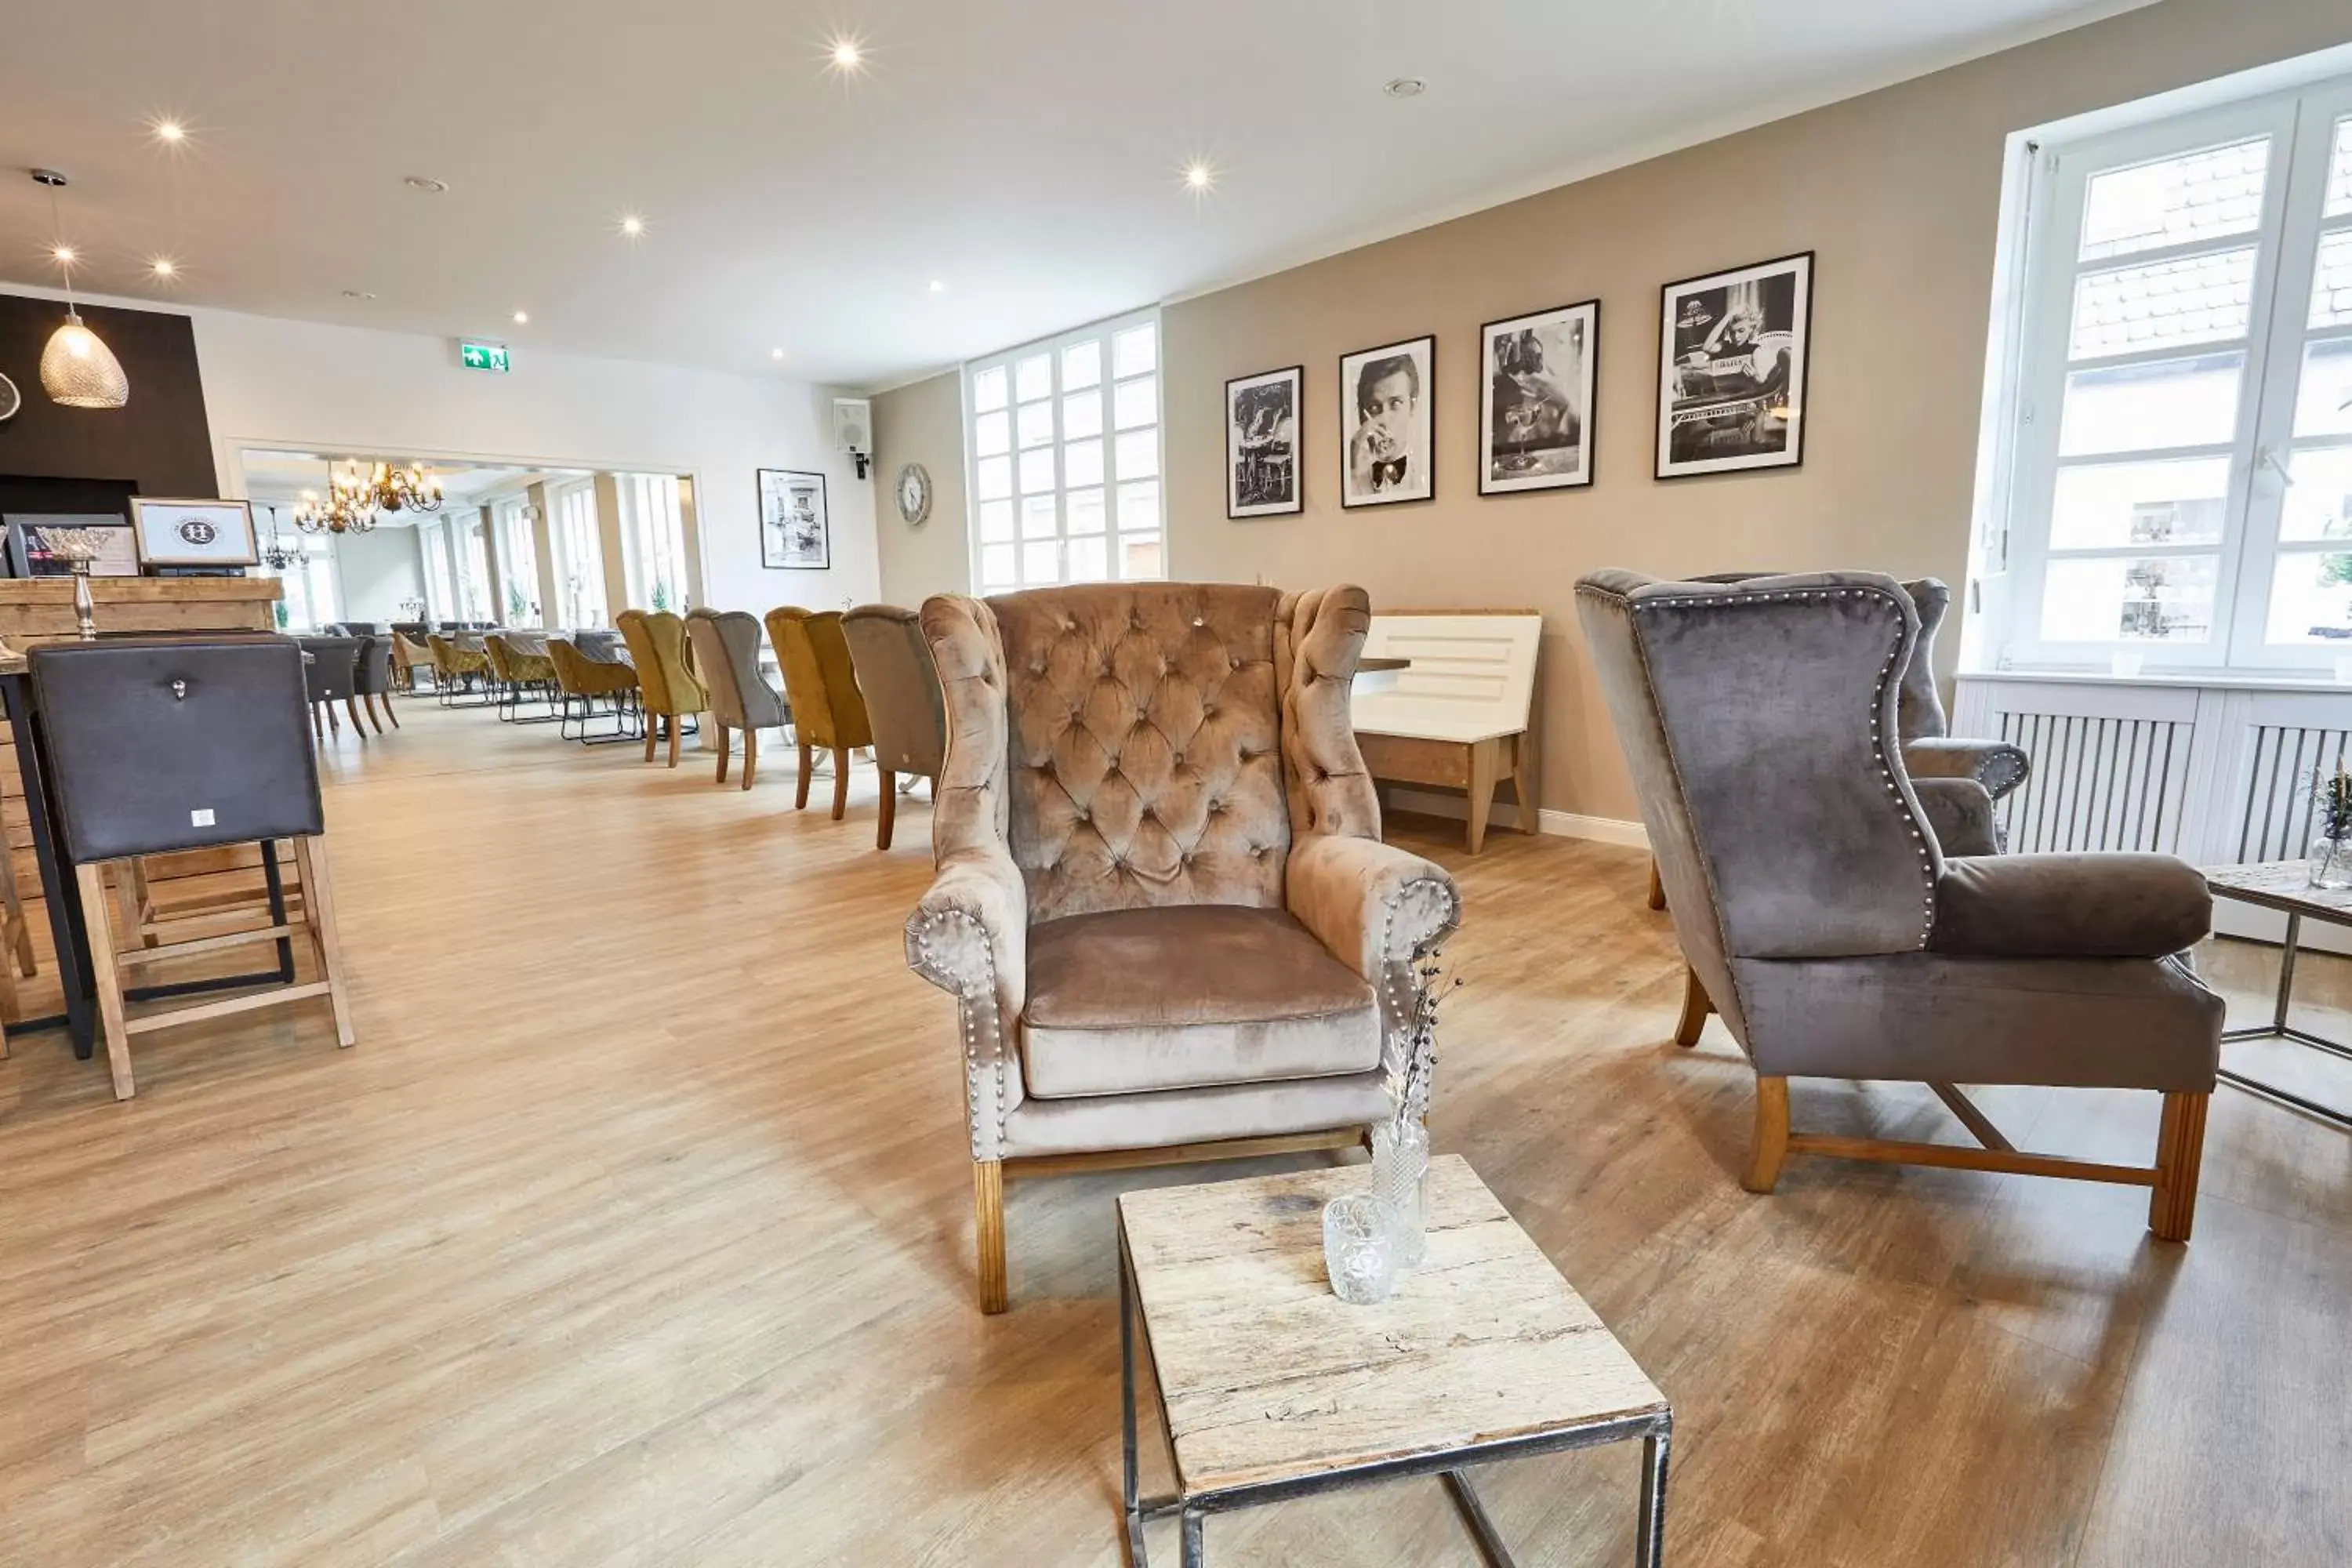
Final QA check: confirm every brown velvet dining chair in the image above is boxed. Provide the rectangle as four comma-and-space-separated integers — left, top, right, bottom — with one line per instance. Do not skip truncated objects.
842, 603, 946, 848
765, 607, 873, 818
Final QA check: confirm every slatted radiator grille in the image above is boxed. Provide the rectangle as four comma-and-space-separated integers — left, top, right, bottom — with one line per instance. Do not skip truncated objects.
1992, 710, 2194, 854
2235, 724, 2352, 862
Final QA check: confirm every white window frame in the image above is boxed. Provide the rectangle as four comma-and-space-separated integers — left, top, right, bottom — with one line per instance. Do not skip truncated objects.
549, 480, 606, 629
418, 517, 456, 622
2002, 76, 2352, 675
617, 472, 689, 612
962, 309, 1164, 593
494, 495, 542, 626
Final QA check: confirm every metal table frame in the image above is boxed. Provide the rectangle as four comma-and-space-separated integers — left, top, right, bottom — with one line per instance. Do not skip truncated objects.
1116, 1224, 1671, 1567
2215, 899, 2352, 1131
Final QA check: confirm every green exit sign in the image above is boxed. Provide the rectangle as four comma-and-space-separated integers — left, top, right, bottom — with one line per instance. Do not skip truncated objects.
459, 340, 511, 372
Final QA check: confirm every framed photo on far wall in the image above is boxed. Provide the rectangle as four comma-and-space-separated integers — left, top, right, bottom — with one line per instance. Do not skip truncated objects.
130, 497, 259, 566
1657, 251, 1813, 480
758, 468, 830, 570
1339, 334, 1434, 508
2, 514, 141, 578
1226, 365, 1303, 518
1480, 299, 1598, 495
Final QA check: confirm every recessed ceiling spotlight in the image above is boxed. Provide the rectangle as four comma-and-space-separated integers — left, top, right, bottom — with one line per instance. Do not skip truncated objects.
1182, 159, 1215, 193
51, 244, 76, 265
341, 289, 377, 299
928, 278, 945, 293
620, 214, 646, 238
151, 257, 178, 278
1383, 77, 1427, 99
512, 310, 530, 325
152, 118, 187, 144
404, 175, 449, 194
826, 33, 868, 74
771, 347, 786, 360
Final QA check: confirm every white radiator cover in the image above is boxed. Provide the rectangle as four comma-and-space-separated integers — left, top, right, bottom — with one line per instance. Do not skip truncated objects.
1954, 674, 2352, 953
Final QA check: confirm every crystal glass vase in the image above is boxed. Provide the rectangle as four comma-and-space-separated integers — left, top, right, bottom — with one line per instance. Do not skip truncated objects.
1323, 1192, 1400, 1305
2310, 831, 2352, 891
1371, 1116, 1430, 1269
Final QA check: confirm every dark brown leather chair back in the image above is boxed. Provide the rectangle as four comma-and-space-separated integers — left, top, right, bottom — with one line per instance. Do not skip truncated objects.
29, 636, 324, 864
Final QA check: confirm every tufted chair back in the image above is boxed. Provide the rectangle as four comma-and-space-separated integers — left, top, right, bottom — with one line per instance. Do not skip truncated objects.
619, 609, 705, 718
920, 583, 1378, 924
765, 608, 873, 751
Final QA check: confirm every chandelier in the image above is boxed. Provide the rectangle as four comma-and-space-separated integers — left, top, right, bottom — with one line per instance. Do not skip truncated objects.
293, 459, 445, 535
259, 506, 302, 572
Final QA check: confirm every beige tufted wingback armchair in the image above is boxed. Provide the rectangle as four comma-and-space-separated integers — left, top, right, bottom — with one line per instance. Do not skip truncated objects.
906, 583, 1461, 1312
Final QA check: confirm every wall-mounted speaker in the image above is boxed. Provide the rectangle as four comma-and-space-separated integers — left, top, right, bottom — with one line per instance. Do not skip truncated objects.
834, 397, 873, 479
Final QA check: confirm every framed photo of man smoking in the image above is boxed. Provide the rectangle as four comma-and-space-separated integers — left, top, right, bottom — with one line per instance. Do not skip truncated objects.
1226, 365, 1304, 518
1480, 300, 1598, 495
1339, 335, 1435, 508
1656, 252, 1813, 480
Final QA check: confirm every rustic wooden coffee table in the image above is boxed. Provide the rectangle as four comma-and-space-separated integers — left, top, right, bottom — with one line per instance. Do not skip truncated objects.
1115, 1156, 1672, 1566
2204, 860, 2352, 1130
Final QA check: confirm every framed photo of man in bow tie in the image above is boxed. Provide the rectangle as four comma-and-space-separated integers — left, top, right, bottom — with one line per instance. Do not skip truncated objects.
1340, 334, 1435, 508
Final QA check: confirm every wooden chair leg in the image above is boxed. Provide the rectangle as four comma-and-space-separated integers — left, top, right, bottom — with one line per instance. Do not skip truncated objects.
668, 714, 684, 769
1744, 1076, 1790, 1194
74, 862, 136, 1100
795, 740, 814, 811
741, 727, 758, 791
877, 767, 896, 849
292, 836, 356, 1048
1674, 965, 1712, 1047
383, 690, 401, 730
365, 693, 387, 735
1465, 737, 1499, 854
644, 713, 661, 764
1647, 858, 1667, 910
974, 1160, 1008, 1315
714, 721, 731, 785
311, 702, 325, 743
2149, 1091, 2209, 1243
831, 746, 851, 821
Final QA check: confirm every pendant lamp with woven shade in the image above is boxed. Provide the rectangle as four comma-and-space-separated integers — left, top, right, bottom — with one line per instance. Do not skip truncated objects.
31, 170, 129, 411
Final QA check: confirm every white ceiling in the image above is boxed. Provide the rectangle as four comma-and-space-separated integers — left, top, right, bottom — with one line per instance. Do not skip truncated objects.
0, 0, 2140, 390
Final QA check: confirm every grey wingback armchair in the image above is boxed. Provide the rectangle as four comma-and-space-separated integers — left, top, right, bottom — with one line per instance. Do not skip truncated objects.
842, 604, 947, 851
906, 583, 1461, 1312
1578, 570, 2220, 1242
684, 608, 789, 790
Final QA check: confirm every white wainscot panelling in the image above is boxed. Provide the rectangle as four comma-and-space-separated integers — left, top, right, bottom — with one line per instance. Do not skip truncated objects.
1955, 674, 2352, 953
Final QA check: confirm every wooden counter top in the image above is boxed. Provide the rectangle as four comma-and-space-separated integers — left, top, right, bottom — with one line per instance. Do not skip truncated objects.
0, 576, 282, 673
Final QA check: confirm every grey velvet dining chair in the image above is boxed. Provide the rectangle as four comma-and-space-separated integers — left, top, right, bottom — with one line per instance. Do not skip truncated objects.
684, 608, 789, 790
1578, 569, 2221, 1242
841, 604, 946, 850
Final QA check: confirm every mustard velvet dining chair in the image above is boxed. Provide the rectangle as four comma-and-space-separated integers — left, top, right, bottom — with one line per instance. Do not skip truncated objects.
764, 607, 873, 818
618, 608, 706, 768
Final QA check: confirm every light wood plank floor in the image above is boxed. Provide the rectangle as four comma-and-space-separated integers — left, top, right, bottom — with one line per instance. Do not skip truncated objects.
2, 699, 2347, 1566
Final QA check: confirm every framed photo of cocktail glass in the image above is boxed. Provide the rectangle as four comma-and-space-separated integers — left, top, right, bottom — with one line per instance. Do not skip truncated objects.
1480, 300, 1598, 495
131, 497, 260, 566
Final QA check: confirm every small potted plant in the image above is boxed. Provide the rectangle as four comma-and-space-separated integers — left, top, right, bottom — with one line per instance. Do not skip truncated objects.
2310, 760, 2352, 891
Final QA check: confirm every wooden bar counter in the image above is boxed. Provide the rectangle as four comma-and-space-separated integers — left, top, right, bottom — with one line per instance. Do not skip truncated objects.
0, 577, 284, 1022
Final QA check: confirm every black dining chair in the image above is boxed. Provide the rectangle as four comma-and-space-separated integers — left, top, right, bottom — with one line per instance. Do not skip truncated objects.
352, 634, 401, 734
27, 635, 356, 1099
298, 634, 363, 741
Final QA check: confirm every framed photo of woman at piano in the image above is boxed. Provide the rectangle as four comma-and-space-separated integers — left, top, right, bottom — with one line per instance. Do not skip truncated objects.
1479, 299, 1598, 495
1656, 252, 1813, 480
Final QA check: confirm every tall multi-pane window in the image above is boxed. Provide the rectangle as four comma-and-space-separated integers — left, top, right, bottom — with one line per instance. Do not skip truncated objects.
418, 519, 456, 622
260, 535, 339, 630
618, 472, 690, 612
964, 311, 1163, 592
495, 495, 542, 626
455, 514, 495, 622
550, 482, 608, 628
2002, 78, 2352, 671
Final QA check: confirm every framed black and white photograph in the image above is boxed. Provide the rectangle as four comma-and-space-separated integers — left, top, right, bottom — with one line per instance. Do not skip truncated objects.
1226, 365, 1303, 518
1656, 251, 1813, 480
1339, 334, 1435, 508
1480, 300, 1599, 495
758, 468, 830, 570
2, 514, 142, 578
130, 497, 259, 566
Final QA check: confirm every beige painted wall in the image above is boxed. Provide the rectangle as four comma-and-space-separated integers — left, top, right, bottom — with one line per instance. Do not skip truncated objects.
870, 368, 971, 602
875, 0, 2352, 826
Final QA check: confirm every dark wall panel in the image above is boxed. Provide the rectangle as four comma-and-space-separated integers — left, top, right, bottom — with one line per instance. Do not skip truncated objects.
0, 293, 218, 517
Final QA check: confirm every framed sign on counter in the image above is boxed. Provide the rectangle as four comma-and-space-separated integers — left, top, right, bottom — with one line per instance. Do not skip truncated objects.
131, 498, 260, 568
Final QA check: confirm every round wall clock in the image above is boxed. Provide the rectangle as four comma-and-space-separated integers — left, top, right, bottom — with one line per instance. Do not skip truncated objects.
895, 462, 932, 528
0, 371, 20, 423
